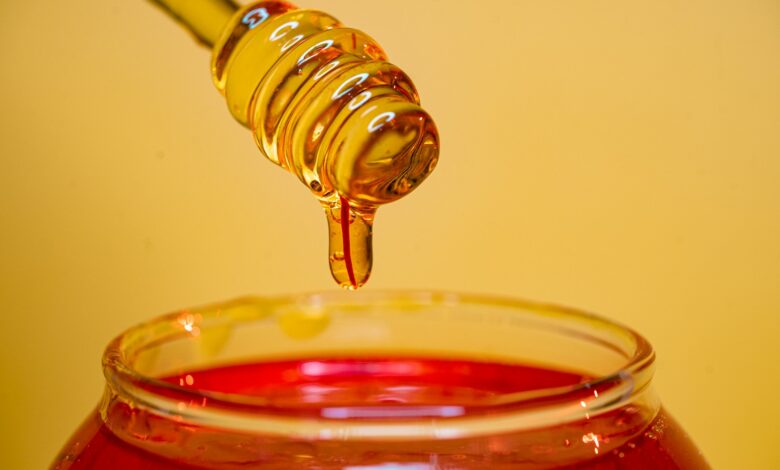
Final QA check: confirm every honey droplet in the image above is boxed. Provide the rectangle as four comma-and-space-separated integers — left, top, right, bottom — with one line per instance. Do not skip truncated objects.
326, 197, 373, 289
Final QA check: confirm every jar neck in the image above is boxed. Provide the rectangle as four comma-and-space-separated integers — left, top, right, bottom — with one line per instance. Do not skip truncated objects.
100, 291, 660, 466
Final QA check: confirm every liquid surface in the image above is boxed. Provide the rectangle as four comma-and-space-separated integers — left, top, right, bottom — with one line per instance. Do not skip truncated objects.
211, 2, 440, 288
53, 358, 708, 469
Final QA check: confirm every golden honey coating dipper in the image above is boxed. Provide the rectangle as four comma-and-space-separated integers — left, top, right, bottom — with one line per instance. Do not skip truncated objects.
155, 0, 440, 288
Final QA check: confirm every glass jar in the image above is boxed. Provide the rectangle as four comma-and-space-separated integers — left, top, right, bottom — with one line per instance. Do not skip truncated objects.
52, 291, 709, 469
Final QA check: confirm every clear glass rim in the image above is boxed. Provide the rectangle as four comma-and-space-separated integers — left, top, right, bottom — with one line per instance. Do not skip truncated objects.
101, 290, 657, 440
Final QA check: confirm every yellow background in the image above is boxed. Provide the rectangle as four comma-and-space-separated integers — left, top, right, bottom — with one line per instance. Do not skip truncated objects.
1, 0, 778, 468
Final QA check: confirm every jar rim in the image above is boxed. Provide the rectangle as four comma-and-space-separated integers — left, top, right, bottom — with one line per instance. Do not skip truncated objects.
101, 290, 657, 441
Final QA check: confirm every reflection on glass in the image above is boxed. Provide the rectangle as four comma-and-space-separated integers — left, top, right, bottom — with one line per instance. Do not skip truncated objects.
241, 7, 269, 30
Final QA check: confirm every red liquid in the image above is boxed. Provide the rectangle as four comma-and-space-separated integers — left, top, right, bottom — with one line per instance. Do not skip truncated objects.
53, 358, 708, 469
